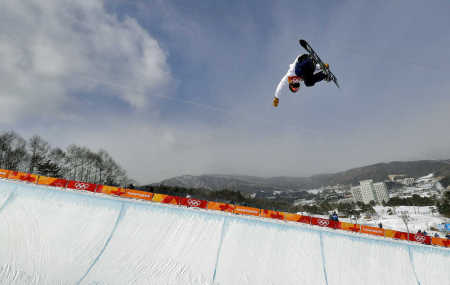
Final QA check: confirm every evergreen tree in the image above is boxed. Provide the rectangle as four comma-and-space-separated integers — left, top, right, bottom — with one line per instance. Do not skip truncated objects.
37, 159, 62, 178
437, 191, 450, 218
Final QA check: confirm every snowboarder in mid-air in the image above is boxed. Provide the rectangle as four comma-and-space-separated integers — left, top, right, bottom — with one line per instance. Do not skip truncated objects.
273, 39, 339, 107
273, 54, 330, 107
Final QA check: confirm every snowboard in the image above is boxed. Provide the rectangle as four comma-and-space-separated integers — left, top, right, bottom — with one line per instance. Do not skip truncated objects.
299, 39, 340, 88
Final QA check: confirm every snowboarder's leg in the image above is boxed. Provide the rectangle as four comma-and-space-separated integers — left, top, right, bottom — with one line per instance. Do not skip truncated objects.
304, 72, 327, 86
313, 71, 327, 83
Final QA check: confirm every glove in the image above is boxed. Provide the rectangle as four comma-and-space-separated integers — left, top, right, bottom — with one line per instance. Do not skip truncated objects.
272, 97, 279, 107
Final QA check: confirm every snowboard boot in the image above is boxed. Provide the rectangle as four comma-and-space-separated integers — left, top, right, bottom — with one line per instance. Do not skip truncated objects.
322, 63, 332, 81
316, 63, 330, 71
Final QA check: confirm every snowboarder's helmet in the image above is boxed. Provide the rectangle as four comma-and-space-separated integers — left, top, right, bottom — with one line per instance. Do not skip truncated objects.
288, 76, 301, 93
289, 82, 300, 92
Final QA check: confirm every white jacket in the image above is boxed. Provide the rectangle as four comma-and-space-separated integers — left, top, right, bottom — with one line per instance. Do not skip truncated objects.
274, 56, 320, 99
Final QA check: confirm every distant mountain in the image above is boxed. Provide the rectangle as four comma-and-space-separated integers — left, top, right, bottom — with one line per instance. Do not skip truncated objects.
153, 159, 450, 193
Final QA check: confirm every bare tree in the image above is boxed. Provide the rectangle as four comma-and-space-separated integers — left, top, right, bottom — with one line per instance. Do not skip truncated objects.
65, 145, 84, 180
0, 132, 15, 168
0, 131, 28, 171
28, 135, 50, 174
0, 132, 130, 186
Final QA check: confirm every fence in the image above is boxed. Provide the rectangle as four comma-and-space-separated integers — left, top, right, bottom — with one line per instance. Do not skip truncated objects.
1, 168, 449, 248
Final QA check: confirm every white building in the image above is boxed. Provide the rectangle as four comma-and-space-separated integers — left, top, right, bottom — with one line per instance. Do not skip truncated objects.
415, 173, 434, 185
373, 182, 389, 203
351, 185, 362, 203
359, 179, 376, 204
401, 178, 415, 186
352, 180, 389, 204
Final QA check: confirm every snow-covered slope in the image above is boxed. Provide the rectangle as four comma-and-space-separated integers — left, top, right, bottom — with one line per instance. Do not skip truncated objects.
0, 179, 448, 285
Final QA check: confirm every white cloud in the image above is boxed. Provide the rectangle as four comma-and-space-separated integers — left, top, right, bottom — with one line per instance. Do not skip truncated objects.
0, 0, 170, 123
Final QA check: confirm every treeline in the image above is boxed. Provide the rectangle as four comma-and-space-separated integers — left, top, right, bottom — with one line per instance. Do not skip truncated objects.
140, 184, 377, 218
141, 184, 450, 219
300, 201, 372, 218
385, 194, 435, 207
141, 185, 296, 212
437, 191, 450, 218
0, 131, 131, 186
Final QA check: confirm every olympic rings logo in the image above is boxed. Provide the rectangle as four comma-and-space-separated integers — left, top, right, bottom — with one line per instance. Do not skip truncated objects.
74, 182, 90, 190
415, 235, 426, 243
187, 199, 201, 207
317, 219, 330, 227
288, 76, 301, 84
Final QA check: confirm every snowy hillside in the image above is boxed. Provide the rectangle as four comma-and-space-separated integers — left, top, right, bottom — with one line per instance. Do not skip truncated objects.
0, 179, 449, 284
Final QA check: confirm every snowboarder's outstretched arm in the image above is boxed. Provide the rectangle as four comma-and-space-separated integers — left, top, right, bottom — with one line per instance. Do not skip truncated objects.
273, 57, 298, 107
274, 73, 289, 99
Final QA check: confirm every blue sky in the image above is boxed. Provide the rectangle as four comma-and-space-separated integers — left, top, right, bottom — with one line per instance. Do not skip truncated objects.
1, 0, 449, 184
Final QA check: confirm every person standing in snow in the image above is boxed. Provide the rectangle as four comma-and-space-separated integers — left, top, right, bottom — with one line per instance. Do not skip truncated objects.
273, 54, 330, 107
331, 212, 339, 222
328, 211, 339, 229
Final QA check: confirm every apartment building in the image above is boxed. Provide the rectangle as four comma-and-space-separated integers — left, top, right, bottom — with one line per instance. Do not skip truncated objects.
373, 181, 389, 203
351, 185, 362, 203
351, 179, 389, 204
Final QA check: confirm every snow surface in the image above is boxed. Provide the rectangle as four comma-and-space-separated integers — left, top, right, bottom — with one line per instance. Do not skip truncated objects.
0, 179, 449, 285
